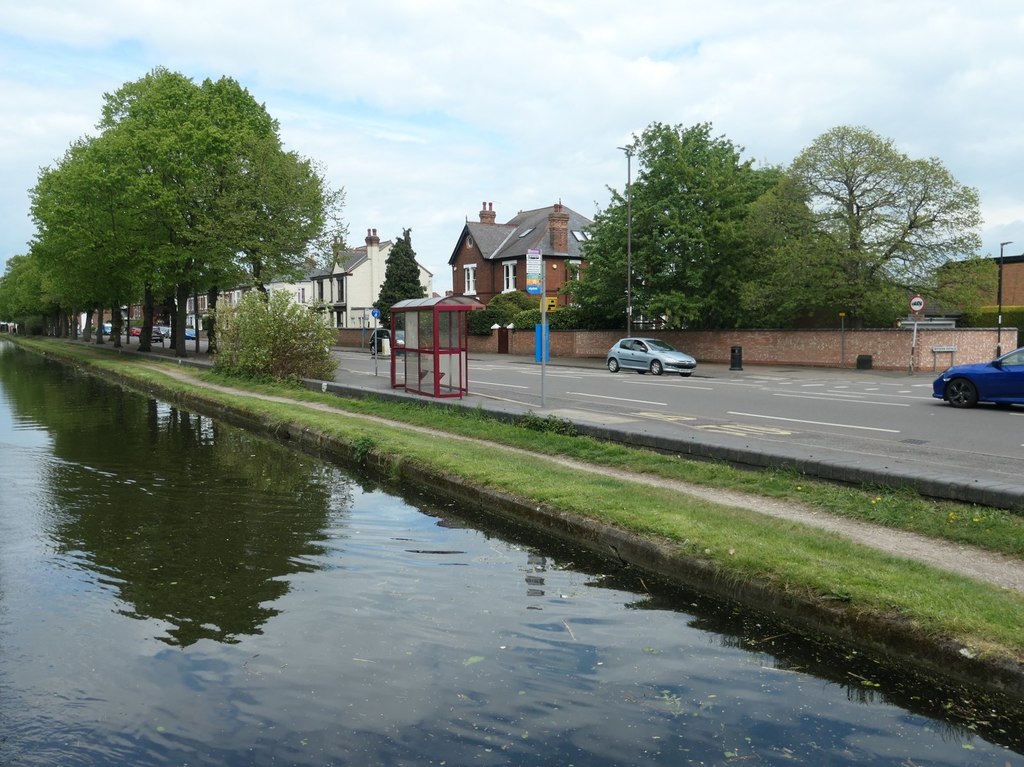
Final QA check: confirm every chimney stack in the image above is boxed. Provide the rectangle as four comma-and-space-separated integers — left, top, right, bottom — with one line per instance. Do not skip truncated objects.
479, 201, 496, 225
548, 201, 570, 254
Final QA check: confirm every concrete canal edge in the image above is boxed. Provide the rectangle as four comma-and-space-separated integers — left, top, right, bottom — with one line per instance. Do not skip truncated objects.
17, 340, 1024, 704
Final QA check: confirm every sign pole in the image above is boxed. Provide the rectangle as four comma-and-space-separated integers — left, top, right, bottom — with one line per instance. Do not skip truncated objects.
540, 269, 547, 408
908, 295, 925, 376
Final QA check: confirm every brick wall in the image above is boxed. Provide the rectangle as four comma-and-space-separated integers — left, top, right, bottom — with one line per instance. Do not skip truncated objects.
466, 327, 1016, 370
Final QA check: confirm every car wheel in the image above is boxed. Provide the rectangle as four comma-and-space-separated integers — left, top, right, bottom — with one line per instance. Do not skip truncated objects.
607, 358, 620, 373
650, 360, 663, 376
945, 378, 978, 408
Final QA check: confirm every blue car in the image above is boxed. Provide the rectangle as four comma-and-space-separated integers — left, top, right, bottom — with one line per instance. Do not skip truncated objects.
185, 327, 197, 340
932, 347, 1024, 408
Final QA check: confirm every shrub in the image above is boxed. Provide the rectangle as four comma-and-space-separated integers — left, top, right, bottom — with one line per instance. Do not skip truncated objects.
512, 308, 542, 328
213, 290, 338, 383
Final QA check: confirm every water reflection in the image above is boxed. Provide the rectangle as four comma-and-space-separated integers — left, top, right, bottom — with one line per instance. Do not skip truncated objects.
0, 344, 352, 646
2, 340, 1023, 767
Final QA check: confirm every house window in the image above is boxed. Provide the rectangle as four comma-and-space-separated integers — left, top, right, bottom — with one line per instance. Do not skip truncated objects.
503, 261, 516, 292
464, 265, 477, 295
297, 288, 306, 304
569, 259, 582, 280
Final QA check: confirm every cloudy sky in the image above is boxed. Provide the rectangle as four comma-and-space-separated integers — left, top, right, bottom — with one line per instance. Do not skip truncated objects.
3, 1, 1024, 293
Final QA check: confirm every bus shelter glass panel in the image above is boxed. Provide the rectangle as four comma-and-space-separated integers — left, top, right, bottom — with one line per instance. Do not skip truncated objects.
388, 296, 480, 399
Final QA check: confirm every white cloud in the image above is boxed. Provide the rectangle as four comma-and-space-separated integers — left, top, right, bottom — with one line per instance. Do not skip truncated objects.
4, 0, 1024, 287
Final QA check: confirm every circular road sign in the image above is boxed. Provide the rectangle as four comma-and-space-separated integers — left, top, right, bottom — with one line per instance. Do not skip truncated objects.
909, 295, 925, 313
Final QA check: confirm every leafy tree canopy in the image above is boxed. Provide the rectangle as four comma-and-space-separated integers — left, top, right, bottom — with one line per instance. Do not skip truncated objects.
742, 125, 982, 327
22, 66, 343, 354
571, 122, 777, 330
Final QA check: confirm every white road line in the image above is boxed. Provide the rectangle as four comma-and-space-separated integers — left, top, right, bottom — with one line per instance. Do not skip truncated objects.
727, 411, 901, 433
771, 393, 910, 406
567, 391, 668, 406
471, 380, 529, 389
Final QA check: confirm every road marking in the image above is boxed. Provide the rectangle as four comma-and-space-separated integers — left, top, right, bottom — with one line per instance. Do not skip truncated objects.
632, 411, 698, 422
771, 393, 911, 406
568, 391, 667, 406
471, 380, 529, 389
727, 411, 900, 433
693, 423, 793, 436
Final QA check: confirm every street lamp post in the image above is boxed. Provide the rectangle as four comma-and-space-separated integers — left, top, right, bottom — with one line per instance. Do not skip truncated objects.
618, 145, 633, 334
998, 241, 1013, 357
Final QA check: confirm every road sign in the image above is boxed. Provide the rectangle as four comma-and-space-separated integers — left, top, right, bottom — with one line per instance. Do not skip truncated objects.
909, 295, 925, 313
371, 308, 381, 319
526, 248, 542, 295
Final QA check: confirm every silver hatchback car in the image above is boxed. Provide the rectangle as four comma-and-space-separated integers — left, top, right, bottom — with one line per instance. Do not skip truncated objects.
606, 337, 697, 377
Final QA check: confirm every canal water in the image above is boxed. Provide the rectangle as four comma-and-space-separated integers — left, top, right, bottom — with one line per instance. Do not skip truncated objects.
1, 339, 1022, 767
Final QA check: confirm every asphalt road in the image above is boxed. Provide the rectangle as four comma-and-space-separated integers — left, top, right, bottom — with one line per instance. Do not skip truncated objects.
331, 349, 1024, 510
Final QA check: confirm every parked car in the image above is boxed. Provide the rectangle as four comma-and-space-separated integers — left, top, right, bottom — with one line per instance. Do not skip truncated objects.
606, 337, 697, 377
185, 327, 197, 340
369, 328, 405, 355
130, 326, 141, 337
932, 347, 1024, 408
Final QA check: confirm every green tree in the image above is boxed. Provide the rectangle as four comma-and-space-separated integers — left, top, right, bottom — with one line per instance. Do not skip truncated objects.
747, 125, 982, 326
95, 68, 335, 356
572, 122, 777, 330
213, 290, 337, 382
373, 228, 425, 325
0, 254, 56, 333
30, 134, 145, 346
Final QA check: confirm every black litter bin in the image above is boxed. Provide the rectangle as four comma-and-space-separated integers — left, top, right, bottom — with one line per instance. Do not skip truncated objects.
856, 354, 872, 370
729, 345, 743, 371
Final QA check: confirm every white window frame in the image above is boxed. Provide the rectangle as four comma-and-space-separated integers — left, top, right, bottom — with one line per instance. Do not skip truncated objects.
503, 261, 517, 292
568, 259, 582, 280
463, 264, 477, 295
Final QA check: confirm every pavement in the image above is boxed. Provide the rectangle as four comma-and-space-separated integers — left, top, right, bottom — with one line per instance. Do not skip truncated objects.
70, 336, 1024, 510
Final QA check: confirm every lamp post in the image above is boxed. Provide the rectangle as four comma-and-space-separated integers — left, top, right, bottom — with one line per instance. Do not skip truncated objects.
617, 145, 633, 334
998, 241, 1013, 357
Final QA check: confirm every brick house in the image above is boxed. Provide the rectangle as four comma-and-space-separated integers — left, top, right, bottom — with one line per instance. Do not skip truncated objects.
448, 201, 592, 309
992, 253, 1024, 306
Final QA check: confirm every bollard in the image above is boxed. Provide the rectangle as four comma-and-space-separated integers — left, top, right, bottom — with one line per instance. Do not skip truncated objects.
729, 345, 743, 371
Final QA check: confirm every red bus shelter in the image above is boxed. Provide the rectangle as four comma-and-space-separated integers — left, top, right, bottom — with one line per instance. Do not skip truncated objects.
389, 296, 483, 398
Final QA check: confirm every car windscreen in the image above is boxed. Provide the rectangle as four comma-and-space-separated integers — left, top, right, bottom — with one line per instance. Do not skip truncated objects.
646, 340, 676, 352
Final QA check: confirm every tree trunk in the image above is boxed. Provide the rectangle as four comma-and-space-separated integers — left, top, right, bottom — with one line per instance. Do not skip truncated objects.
206, 287, 219, 354
140, 287, 155, 352
192, 289, 200, 354
94, 307, 105, 345
111, 307, 123, 349
173, 283, 190, 358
